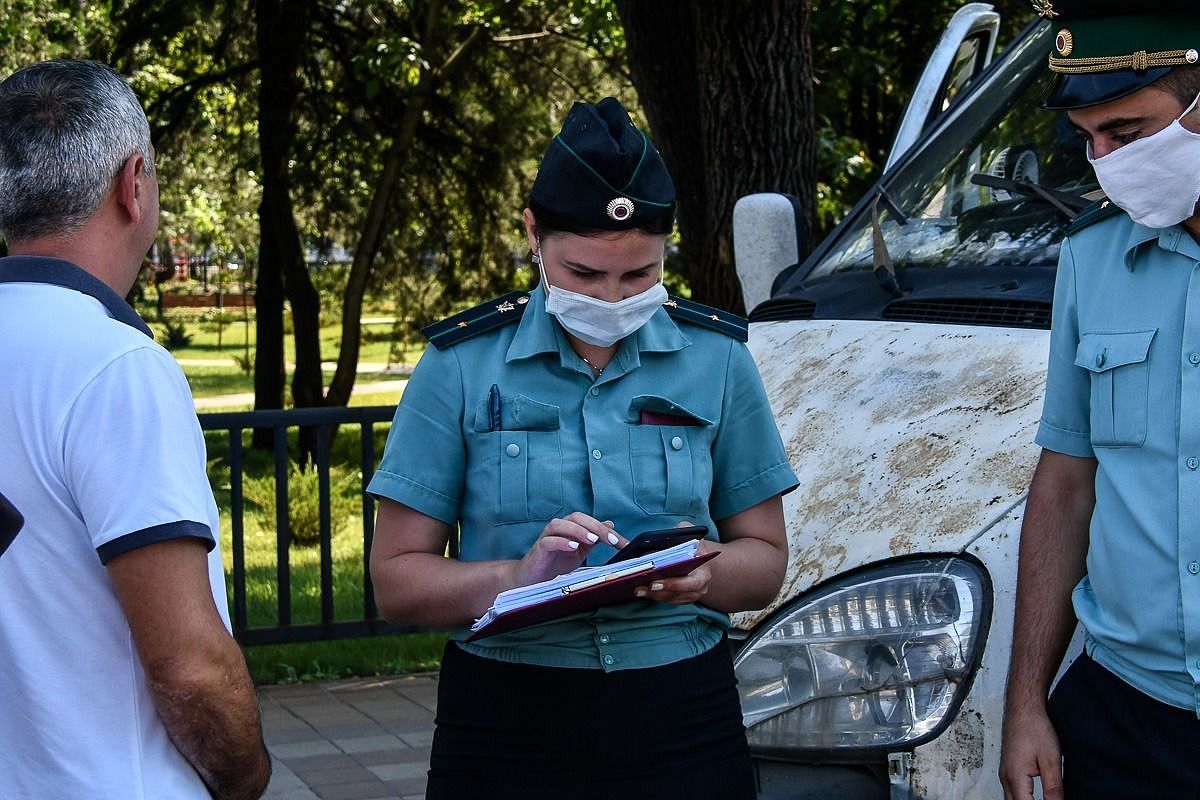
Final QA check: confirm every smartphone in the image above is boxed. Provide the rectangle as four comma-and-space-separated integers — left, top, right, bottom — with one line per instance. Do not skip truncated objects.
604, 525, 708, 565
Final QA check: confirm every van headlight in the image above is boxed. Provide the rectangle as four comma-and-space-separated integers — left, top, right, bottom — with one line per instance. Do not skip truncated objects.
734, 556, 990, 753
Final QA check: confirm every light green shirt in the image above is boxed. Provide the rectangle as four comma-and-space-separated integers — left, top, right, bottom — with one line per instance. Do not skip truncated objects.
368, 288, 798, 670
1038, 215, 1200, 713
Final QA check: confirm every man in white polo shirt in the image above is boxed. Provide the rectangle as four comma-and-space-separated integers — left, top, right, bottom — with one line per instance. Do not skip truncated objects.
0, 60, 270, 799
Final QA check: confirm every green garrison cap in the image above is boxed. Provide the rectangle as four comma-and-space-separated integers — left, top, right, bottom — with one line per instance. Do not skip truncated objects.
1033, 0, 1200, 110
529, 97, 675, 231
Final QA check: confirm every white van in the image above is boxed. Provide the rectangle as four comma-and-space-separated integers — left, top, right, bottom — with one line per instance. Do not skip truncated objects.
730, 5, 1093, 798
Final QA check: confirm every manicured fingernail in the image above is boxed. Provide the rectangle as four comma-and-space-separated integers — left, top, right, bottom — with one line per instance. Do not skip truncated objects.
608, 533, 620, 545
635, 589, 647, 598
650, 582, 664, 591
586, 532, 599, 543
568, 541, 580, 550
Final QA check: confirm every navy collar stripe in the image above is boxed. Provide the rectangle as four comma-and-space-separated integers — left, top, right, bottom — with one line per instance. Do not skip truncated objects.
0, 256, 152, 337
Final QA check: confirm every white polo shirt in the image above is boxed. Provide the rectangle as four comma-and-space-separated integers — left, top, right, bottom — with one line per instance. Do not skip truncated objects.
0, 256, 228, 799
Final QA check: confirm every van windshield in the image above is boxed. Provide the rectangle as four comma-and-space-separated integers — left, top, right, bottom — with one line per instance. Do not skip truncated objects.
808, 23, 1097, 279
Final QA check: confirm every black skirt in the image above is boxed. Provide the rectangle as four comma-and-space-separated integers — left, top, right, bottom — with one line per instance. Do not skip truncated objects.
427, 639, 756, 800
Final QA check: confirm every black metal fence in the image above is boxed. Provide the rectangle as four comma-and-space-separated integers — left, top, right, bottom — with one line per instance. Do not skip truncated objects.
199, 405, 424, 646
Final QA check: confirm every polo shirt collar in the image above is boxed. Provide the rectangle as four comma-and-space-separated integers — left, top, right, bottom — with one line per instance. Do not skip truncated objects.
506, 284, 691, 372
0, 255, 152, 337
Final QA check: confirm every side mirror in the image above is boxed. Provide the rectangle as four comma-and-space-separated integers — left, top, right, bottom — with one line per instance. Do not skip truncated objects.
733, 193, 805, 313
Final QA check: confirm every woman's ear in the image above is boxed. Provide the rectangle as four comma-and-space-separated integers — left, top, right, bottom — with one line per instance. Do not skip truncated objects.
522, 208, 539, 255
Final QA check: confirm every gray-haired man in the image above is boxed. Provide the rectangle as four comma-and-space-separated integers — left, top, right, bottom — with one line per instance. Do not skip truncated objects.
0, 60, 270, 799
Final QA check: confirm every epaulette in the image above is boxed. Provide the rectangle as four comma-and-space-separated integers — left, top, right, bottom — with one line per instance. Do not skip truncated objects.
663, 295, 748, 342
1066, 198, 1123, 237
422, 290, 531, 349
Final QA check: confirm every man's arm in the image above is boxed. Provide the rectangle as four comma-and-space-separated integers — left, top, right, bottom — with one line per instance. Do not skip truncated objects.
107, 537, 271, 800
999, 449, 1097, 800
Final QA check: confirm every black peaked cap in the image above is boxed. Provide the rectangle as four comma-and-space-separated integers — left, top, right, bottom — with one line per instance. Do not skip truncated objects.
1034, 0, 1200, 109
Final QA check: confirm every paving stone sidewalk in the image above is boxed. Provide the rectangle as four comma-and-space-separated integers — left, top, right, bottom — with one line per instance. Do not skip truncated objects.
258, 673, 437, 800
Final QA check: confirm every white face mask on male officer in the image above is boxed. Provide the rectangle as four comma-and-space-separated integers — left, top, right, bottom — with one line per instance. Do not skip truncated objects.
535, 249, 667, 347
1088, 93, 1200, 229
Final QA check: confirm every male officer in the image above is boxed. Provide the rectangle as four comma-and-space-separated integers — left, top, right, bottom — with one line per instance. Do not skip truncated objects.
1000, 3, 1200, 799
0, 61, 270, 798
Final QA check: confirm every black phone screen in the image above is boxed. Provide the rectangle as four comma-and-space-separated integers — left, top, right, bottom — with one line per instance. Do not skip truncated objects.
604, 525, 708, 565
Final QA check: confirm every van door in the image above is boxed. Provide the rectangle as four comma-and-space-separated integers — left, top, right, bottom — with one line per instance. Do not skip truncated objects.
885, 2, 1000, 172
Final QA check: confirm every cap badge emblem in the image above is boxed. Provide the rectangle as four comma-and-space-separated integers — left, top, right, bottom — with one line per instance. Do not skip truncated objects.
1055, 29, 1073, 57
606, 197, 635, 222
1032, 0, 1058, 18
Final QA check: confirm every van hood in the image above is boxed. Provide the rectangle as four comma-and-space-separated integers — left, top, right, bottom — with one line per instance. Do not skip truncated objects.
734, 319, 1047, 630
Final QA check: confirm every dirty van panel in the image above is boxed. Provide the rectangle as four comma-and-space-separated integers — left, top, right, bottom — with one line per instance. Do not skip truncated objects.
734, 319, 1044, 631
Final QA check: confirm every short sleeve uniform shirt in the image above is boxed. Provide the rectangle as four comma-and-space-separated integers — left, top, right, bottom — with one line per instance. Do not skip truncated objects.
1038, 215, 1200, 714
369, 288, 798, 670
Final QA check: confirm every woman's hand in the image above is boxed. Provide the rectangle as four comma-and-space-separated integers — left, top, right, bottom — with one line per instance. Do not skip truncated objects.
512, 512, 627, 587
633, 526, 717, 605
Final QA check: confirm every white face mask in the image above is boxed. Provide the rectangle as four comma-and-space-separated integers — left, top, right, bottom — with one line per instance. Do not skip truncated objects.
535, 246, 667, 347
1087, 93, 1200, 229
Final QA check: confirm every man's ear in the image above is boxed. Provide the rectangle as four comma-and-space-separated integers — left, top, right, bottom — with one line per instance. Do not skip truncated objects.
112, 154, 149, 224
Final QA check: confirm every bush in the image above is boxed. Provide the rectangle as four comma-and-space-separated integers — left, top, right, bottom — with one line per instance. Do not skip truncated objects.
242, 462, 360, 546
159, 318, 193, 350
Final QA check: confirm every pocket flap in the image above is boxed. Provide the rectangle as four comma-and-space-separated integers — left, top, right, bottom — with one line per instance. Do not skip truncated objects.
1074, 329, 1156, 373
626, 395, 714, 426
473, 393, 560, 432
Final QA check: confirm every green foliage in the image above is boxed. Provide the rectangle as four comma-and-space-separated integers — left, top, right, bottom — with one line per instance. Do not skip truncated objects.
241, 461, 360, 546
158, 318, 194, 350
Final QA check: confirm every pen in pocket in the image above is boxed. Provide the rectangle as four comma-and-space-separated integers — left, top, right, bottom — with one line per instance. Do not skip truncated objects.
488, 384, 502, 431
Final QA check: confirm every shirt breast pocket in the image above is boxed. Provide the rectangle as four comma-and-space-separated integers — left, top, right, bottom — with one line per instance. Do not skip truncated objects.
627, 395, 714, 516
1074, 329, 1156, 448
472, 394, 563, 523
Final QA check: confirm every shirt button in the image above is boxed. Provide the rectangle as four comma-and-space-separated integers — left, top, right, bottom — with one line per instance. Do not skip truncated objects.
599, 634, 610, 644
670, 436, 684, 450
1095, 351, 1107, 368
1188, 457, 1199, 471
505, 443, 520, 457
590, 387, 600, 397
592, 449, 602, 460
603, 655, 615, 666
1190, 353, 1200, 366
1190, 561, 1200, 575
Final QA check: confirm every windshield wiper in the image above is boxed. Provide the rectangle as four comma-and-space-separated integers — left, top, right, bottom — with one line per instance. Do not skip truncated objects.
970, 174, 1092, 218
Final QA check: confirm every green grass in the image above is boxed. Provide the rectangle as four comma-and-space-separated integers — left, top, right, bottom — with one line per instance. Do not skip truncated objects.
242, 634, 447, 684
145, 310, 426, 367
183, 363, 407, 399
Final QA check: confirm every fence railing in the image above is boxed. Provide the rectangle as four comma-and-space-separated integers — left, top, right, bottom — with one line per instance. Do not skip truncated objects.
199, 405, 426, 646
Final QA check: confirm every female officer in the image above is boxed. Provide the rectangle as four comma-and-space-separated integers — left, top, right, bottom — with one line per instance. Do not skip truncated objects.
367, 97, 798, 800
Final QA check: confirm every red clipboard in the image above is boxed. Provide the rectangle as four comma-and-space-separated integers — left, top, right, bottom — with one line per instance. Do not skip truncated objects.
465, 551, 719, 641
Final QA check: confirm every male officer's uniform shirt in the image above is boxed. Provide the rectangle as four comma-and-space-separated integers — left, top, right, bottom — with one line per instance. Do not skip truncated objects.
369, 288, 798, 670
0, 257, 226, 799
1038, 213, 1200, 714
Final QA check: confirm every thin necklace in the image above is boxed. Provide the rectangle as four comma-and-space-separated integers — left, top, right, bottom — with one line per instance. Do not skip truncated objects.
581, 355, 603, 376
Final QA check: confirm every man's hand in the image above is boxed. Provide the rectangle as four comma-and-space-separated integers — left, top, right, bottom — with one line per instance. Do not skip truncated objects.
999, 704, 1064, 800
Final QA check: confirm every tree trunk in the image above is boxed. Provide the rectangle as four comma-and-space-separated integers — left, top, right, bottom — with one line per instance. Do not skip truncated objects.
615, 0, 816, 314
326, 5, 488, 407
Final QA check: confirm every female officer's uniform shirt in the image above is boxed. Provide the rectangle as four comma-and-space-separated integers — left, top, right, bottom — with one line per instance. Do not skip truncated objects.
369, 288, 798, 670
